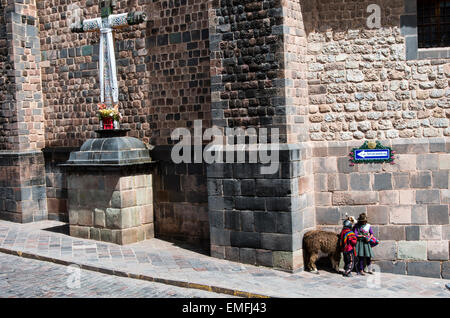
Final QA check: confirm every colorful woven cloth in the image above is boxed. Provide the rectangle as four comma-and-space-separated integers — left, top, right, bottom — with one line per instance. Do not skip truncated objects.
340, 228, 357, 255
358, 224, 379, 247
369, 236, 379, 247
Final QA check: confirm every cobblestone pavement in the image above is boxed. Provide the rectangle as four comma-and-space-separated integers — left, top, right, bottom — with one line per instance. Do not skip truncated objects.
0, 253, 235, 298
0, 220, 449, 298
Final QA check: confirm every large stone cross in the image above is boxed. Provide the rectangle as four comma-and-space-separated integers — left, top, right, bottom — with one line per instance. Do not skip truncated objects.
70, 0, 146, 107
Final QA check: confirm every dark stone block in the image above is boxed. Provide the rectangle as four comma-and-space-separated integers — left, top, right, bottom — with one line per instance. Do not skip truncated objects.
374, 261, 406, 275
276, 212, 295, 234
208, 196, 234, 211
443, 261, 450, 279
407, 261, 441, 278
224, 210, 240, 230
230, 231, 260, 249
373, 173, 392, 190
429, 139, 446, 153
201, 28, 209, 40
265, 197, 292, 212
165, 175, 181, 191
5, 200, 17, 213
404, 0, 417, 14
349, 173, 371, 191
240, 211, 254, 232
187, 163, 204, 175
378, 226, 405, 241
0, 211, 22, 223
169, 32, 181, 44
240, 179, 255, 196
206, 163, 233, 178
416, 190, 440, 204
254, 212, 277, 233
186, 191, 207, 204
410, 171, 431, 189
405, 35, 418, 60
210, 227, 230, 246
32, 186, 47, 200
187, 58, 198, 66
157, 34, 168, 46
239, 248, 256, 265
233, 164, 258, 179
400, 14, 417, 36
405, 225, 420, 241
182, 31, 191, 43
18, 187, 32, 201
207, 179, 222, 196
235, 197, 265, 211
223, 179, 241, 196
432, 171, 449, 189
256, 249, 273, 267
427, 205, 449, 225
146, 36, 156, 48
255, 179, 291, 197
81, 45, 93, 56
315, 207, 340, 225
260, 233, 292, 251
209, 210, 224, 228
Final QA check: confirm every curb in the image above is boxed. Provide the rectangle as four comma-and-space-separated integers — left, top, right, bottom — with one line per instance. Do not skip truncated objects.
0, 247, 271, 298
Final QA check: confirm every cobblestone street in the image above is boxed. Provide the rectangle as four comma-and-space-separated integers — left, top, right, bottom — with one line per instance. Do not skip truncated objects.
0, 220, 449, 298
0, 252, 233, 298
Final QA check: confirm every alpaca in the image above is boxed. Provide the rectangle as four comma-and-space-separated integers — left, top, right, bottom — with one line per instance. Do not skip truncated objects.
303, 230, 341, 273
303, 214, 357, 274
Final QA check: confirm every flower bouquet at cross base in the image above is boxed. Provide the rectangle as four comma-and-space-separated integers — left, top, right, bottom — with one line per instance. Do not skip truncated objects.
97, 103, 122, 129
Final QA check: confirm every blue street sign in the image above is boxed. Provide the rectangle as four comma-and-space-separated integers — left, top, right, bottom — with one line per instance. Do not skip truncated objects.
354, 149, 390, 161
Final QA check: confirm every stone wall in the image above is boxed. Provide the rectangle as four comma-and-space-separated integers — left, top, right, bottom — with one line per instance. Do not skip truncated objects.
302, 0, 449, 142
207, 145, 314, 271
0, 151, 47, 223
282, 0, 309, 144
151, 146, 209, 247
4, 0, 45, 151
38, 0, 211, 148
209, 0, 288, 139
295, 0, 450, 278
0, 0, 47, 223
207, 0, 315, 272
313, 138, 449, 278
0, 0, 449, 277
36, 0, 212, 243
43, 147, 75, 222
0, 1, 17, 151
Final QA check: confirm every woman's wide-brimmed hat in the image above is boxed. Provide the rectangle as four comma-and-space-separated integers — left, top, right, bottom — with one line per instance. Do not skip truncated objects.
358, 213, 368, 222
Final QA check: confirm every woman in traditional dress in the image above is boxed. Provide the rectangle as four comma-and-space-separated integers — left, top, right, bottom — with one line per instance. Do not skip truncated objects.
353, 213, 376, 275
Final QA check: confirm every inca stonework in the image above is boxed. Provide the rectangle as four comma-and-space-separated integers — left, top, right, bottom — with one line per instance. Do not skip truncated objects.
0, 0, 449, 278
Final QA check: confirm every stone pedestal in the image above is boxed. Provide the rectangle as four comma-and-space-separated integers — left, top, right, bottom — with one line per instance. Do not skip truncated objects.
62, 129, 155, 245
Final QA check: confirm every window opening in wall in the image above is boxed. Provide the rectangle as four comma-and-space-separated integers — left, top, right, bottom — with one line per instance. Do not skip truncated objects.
417, 0, 450, 48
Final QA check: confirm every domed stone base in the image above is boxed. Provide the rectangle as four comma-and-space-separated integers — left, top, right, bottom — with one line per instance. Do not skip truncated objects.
63, 131, 155, 245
